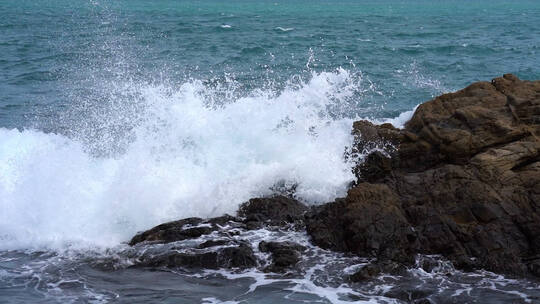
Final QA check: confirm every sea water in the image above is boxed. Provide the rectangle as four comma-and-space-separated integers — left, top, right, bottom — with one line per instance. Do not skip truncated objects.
1, 0, 539, 303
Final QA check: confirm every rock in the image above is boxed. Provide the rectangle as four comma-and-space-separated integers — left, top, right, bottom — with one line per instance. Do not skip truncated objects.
348, 260, 408, 282
383, 288, 433, 304
218, 244, 258, 269
306, 183, 416, 264
129, 215, 243, 245
129, 197, 308, 270
348, 263, 381, 282
307, 74, 540, 277
197, 239, 233, 249
137, 243, 257, 269
206, 214, 242, 226
258, 241, 306, 272
258, 241, 306, 253
528, 257, 540, 277
237, 195, 308, 227
129, 217, 208, 245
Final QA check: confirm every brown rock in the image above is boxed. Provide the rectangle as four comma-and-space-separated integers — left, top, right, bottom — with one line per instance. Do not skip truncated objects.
307, 74, 540, 277
306, 183, 416, 263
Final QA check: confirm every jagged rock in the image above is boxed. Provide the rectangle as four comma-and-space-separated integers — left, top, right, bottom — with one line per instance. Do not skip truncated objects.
528, 258, 540, 277
237, 195, 308, 228
348, 260, 408, 283
197, 239, 234, 249
259, 241, 306, 272
136, 243, 257, 269
129, 215, 241, 245
129, 217, 208, 245
307, 74, 540, 277
259, 241, 306, 253
348, 263, 381, 282
129, 197, 308, 270
383, 288, 434, 304
306, 183, 416, 264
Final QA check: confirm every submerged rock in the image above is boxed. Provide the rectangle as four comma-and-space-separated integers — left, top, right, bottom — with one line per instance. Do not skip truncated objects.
307, 74, 540, 277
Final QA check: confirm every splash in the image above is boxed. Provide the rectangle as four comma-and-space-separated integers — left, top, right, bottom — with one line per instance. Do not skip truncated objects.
0, 69, 366, 250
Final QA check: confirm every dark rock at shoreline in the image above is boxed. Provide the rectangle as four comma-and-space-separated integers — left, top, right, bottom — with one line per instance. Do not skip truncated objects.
129, 196, 309, 270
348, 260, 409, 283
259, 241, 306, 272
307, 74, 540, 277
129, 215, 241, 246
306, 183, 416, 264
136, 243, 257, 269
237, 195, 308, 228
197, 239, 234, 249
130, 195, 307, 246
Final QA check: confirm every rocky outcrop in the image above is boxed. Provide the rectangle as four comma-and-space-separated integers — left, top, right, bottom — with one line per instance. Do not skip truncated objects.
128, 216, 234, 246
136, 242, 258, 269
238, 196, 308, 229
130, 196, 308, 271
129, 196, 307, 246
130, 74, 539, 278
259, 241, 306, 272
306, 74, 540, 277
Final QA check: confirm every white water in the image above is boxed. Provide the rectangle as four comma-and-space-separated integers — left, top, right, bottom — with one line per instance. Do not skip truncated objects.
0, 69, 392, 250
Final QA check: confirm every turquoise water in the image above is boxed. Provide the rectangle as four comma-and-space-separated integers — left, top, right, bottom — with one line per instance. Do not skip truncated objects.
1, 1, 540, 303
2, 0, 539, 129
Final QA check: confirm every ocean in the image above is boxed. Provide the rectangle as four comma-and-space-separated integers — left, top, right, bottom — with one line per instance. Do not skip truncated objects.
1, 0, 539, 303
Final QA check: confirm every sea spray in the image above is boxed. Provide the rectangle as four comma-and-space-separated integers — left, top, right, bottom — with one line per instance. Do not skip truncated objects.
0, 69, 366, 250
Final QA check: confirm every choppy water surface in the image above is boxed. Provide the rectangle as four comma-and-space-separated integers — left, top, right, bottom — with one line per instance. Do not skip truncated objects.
2, 229, 540, 303
1, 0, 540, 303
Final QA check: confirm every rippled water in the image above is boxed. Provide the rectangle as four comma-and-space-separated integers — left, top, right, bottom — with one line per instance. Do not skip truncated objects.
1, 0, 540, 303
2, 229, 540, 303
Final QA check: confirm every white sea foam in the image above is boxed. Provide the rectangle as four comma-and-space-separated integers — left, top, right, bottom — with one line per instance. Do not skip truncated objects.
0, 69, 403, 251
274, 27, 294, 32
373, 105, 418, 128
201, 297, 239, 304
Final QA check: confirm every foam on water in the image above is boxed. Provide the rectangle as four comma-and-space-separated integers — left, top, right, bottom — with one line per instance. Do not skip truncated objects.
274, 27, 294, 32
374, 106, 418, 128
0, 69, 369, 251
2, 212, 539, 303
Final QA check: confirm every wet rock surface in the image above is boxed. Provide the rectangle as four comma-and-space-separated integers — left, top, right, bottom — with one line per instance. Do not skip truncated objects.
129, 215, 240, 246
307, 74, 540, 277
130, 195, 309, 271
136, 242, 257, 269
238, 195, 308, 228
259, 241, 306, 272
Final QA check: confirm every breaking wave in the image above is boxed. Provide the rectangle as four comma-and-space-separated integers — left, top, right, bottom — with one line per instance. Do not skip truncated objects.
0, 68, 385, 250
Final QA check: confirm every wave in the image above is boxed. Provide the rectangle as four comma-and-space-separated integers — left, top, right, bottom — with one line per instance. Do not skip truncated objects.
0, 69, 384, 251
274, 27, 294, 32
